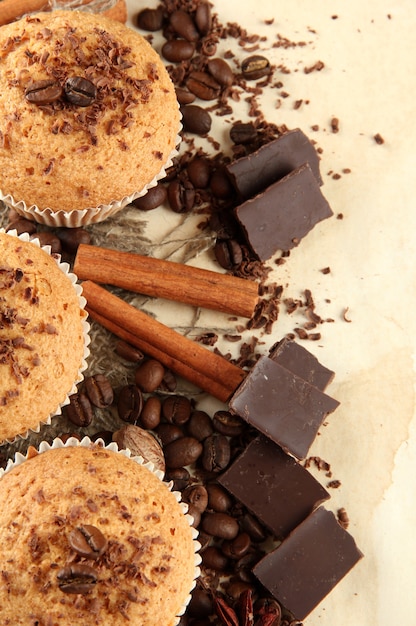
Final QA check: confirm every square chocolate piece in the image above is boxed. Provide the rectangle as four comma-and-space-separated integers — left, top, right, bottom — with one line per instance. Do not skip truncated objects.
269, 337, 335, 391
234, 163, 333, 261
253, 506, 364, 620
229, 355, 340, 460
218, 435, 329, 540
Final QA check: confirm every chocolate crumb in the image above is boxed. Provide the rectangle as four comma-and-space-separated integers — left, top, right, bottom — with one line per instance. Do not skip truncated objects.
373, 133, 385, 145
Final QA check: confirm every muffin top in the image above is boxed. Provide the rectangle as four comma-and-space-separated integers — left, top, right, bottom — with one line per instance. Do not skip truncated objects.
0, 443, 197, 625
0, 231, 87, 442
0, 10, 180, 212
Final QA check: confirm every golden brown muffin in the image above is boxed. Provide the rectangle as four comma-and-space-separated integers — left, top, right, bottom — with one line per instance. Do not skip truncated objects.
0, 10, 180, 223
0, 442, 198, 625
0, 230, 88, 442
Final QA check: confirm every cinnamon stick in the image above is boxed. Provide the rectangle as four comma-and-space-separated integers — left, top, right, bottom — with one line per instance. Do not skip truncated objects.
0, 0, 47, 26
75, 244, 259, 319
82, 280, 246, 403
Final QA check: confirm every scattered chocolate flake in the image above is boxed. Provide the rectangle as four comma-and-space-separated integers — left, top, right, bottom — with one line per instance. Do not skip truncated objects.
327, 479, 342, 489
195, 332, 218, 346
373, 133, 385, 145
304, 60, 325, 74
343, 307, 352, 323
337, 507, 350, 529
330, 117, 340, 133
321, 267, 331, 274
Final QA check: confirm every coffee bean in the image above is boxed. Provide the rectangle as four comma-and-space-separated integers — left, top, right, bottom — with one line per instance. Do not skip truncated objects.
159, 369, 177, 392
162, 395, 192, 425
230, 122, 258, 145
91, 430, 113, 445
6, 218, 37, 236
186, 410, 213, 441
188, 588, 214, 618
221, 532, 251, 559
136, 7, 164, 31
202, 511, 239, 540
134, 359, 165, 392
214, 239, 243, 270
117, 384, 143, 423
140, 396, 161, 430
175, 87, 196, 105
207, 58, 234, 87
115, 340, 144, 363
236, 551, 263, 583
206, 483, 232, 513
56, 227, 91, 254
25, 79, 62, 105
201, 545, 229, 571
225, 580, 254, 601
132, 184, 167, 211
201, 433, 230, 472
30, 231, 62, 255
162, 39, 195, 63
240, 512, 267, 543
69, 525, 107, 559
187, 503, 201, 528
156, 423, 184, 447
186, 157, 211, 188
209, 168, 234, 199
65, 392, 94, 428
65, 76, 97, 107
182, 484, 209, 514
84, 374, 113, 408
241, 54, 271, 81
170, 10, 199, 42
195, 2, 212, 35
186, 71, 221, 101
57, 563, 98, 594
165, 466, 190, 491
164, 436, 203, 468
212, 411, 245, 437
167, 179, 195, 213
180, 105, 212, 135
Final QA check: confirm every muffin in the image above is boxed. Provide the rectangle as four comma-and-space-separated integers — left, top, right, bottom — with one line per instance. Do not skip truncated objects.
0, 438, 199, 625
0, 229, 89, 442
0, 10, 181, 226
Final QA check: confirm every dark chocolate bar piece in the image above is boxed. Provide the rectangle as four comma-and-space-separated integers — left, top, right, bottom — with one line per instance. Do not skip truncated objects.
218, 435, 329, 540
269, 337, 335, 391
253, 506, 363, 620
234, 163, 333, 261
229, 355, 340, 460
226, 128, 323, 200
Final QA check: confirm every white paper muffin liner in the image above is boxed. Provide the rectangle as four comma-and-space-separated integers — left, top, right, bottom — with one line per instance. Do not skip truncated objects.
0, 229, 90, 444
0, 117, 182, 228
0, 436, 201, 624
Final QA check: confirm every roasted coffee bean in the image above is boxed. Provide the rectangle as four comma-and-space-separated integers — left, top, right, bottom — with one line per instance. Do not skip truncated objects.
170, 10, 199, 42
187, 410, 214, 441
91, 430, 113, 445
175, 87, 196, 105
202, 512, 239, 540
235, 552, 259, 583
186, 71, 221, 100
134, 359, 165, 392
156, 423, 184, 447
6, 218, 37, 236
132, 184, 167, 211
65, 76, 97, 107
213, 410, 245, 437
240, 512, 267, 543
206, 483, 232, 513
56, 227, 91, 253
225, 581, 254, 601
25, 79, 62, 105
162, 395, 192, 425
221, 532, 251, 559
187, 503, 201, 528
57, 563, 98, 594
30, 231, 62, 255
162, 39, 195, 63
117, 384, 143, 423
115, 340, 144, 363
164, 436, 203, 468
188, 588, 214, 618
214, 238, 243, 270
241, 54, 271, 81
201, 433, 230, 472
187, 157, 211, 188
207, 58, 234, 87
230, 122, 258, 145
159, 369, 177, 392
165, 466, 190, 491
180, 104, 212, 135
201, 546, 229, 571
195, 1, 212, 35
84, 374, 113, 408
136, 7, 164, 31
182, 484, 209, 514
140, 396, 161, 430
65, 392, 93, 428
209, 168, 234, 199
69, 524, 107, 559
167, 179, 195, 213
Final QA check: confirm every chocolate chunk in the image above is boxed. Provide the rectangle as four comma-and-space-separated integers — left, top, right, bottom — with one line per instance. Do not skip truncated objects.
253, 507, 363, 620
218, 435, 329, 539
226, 128, 323, 200
234, 163, 333, 261
269, 337, 335, 391
229, 356, 339, 460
